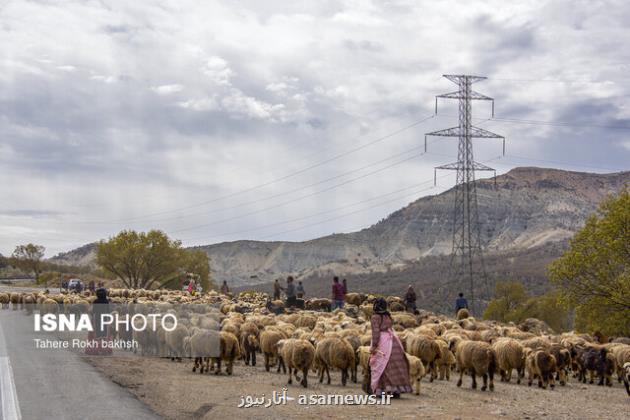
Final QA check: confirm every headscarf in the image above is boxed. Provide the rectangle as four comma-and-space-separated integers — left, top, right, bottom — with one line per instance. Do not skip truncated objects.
373, 297, 390, 317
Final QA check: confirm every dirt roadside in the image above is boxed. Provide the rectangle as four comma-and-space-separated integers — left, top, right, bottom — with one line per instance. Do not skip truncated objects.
87, 356, 628, 420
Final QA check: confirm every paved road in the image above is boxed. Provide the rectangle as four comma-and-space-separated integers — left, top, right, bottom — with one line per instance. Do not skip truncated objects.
0, 310, 159, 420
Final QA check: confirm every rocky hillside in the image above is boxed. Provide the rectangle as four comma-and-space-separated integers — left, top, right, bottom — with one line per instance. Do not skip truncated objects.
51, 167, 630, 287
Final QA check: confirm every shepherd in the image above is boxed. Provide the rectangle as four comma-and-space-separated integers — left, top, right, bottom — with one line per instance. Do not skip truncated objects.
369, 298, 412, 398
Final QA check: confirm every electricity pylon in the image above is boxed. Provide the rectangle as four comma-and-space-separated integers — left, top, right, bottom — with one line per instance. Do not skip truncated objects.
425, 74, 505, 315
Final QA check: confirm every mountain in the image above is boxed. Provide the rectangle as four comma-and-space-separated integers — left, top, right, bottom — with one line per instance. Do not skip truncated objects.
51, 167, 630, 288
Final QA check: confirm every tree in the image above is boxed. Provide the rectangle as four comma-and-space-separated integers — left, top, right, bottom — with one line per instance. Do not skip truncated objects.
483, 281, 528, 322
11, 243, 46, 283
548, 188, 630, 335
483, 281, 570, 332
96, 230, 211, 290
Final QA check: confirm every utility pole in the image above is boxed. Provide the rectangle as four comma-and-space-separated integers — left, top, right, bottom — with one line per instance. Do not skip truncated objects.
425, 74, 505, 315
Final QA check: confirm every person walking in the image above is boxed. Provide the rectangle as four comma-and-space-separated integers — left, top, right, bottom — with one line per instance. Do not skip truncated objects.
455, 292, 468, 314
273, 279, 281, 300
87, 288, 113, 355
296, 281, 305, 299
220, 280, 229, 295
404, 285, 417, 313
285, 276, 297, 308
368, 298, 412, 397
332, 276, 345, 310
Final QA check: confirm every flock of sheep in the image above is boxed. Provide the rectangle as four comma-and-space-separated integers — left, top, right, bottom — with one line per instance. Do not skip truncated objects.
1, 288, 630, 399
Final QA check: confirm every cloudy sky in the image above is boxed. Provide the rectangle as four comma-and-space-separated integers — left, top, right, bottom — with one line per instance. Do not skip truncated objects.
1, 0, 629, 257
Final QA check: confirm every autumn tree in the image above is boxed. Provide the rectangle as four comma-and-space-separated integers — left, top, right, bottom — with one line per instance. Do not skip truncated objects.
548, 188, 630, 335
482, 281, 528, 322
11, 243, 46, 283
483, 281, 570, 332
96, 230, 211, 290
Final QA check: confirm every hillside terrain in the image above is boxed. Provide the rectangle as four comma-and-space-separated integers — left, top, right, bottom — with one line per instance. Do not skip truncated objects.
50, 167, 630, 294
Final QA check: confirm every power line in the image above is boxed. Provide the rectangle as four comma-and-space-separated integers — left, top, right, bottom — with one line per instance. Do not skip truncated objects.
168, 148, 433, 234
71, 115, 436, 224
180, 178, 446, 243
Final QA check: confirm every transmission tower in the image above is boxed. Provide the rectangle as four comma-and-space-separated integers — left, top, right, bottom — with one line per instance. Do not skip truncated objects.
425, 74, 505, 315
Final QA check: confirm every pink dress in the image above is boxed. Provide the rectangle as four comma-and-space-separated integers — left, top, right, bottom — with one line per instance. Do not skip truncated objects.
369, 314, 412, 394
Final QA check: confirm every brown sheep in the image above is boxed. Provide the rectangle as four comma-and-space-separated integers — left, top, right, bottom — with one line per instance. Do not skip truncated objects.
345, 293, 367, 306
492, 338, 525, 384
526, 349, 556, 389
449, 339, 496, 391
314, 337, 356, 386
456, 308, 470, 320
407, 333, 441, 382
356, 346, 372, 393
406, 353, 426, 395
435, 339, 456, 381
210, 331, 240, 375
0, 293, 9, 309
549, 343, 571, 386
239, 322, 260, 366
10, 292, 21, 310
277, 339, 316, 387
260, 328, 286, 372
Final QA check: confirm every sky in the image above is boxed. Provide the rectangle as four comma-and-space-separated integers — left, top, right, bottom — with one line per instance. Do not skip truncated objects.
1, 0, 630, 257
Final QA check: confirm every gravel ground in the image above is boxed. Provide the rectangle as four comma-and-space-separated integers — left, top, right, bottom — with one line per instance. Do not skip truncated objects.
87, 356, 629, 420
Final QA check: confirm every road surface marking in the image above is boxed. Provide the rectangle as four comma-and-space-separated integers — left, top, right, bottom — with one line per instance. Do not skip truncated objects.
0, 318, 22, 420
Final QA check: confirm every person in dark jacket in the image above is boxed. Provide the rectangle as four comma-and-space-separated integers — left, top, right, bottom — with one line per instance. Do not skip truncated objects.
273, 279, 281, 300
404, 285, 417, 313
220, 281, 229, 294
92, 288, 110, 338
285, 276, 297, 308
455, 292, 469, 314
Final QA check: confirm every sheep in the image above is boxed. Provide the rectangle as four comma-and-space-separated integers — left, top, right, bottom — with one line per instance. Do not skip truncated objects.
435, 339, 456, 381
185, 329, 221, 374
305, 298, 331, 312
260, 328, 287, 372
610, 344, 630, 383
0, 293, 9, 309
210, 331, 240, 375
164, 324, 189, 361
314, 337, 356, 386
549, 343, 571, 386
406, 353, 426, 395
574, 345, 613, 386
492, 338, 525, 384
526, 349, 557, 389
239, 322, 260, 366
391, 313, 418, 329
345, 293, 366, 306
623, 362, 630, 396
520, 337, 551, 350
277, 338, 315, 387
449, 338, 496, 391
356, 346, 372, 393
456, 308, 470, 320
9, 292, 21, 310
406, 333, 441, 382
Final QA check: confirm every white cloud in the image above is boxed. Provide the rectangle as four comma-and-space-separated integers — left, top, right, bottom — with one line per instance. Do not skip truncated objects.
0, 0, 628, 256
202, 56, 234, 86
56, 65, 77, 72
177, 96, 219, 111
152, 84, 184, 95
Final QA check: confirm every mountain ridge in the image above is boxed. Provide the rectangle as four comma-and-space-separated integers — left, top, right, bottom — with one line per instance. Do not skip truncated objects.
50, 166, 630, 286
